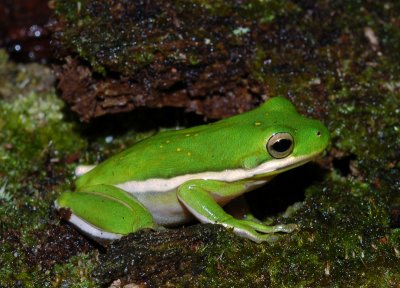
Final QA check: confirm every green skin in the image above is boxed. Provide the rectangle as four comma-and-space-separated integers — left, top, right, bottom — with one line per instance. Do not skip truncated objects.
56, 97, 329, 243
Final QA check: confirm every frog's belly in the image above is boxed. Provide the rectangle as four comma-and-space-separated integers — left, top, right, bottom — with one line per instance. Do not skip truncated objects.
131, 189, 192, 226
128, 179, 268, 226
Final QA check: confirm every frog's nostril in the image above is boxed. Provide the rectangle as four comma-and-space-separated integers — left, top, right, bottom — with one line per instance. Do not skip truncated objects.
317, 131, 321, 137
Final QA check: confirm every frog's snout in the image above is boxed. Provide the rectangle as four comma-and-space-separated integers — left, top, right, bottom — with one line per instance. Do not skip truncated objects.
314, 123, 330, 149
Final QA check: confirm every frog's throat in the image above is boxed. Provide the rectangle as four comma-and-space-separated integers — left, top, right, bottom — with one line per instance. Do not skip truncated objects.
116, 153, 319, 194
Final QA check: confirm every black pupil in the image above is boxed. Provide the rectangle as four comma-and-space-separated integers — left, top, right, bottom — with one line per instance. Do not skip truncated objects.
272, 138, 292, 153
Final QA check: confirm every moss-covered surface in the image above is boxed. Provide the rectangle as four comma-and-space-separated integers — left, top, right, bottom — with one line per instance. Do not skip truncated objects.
51, 0, 298, 121
0, 49, 95, 287
1, 0, 400, 287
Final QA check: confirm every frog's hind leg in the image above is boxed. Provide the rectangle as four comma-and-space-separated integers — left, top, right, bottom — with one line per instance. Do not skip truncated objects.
55, 184, 155, 242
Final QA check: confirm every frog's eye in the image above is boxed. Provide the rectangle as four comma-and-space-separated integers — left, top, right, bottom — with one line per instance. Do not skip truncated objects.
266, 132, 294, 159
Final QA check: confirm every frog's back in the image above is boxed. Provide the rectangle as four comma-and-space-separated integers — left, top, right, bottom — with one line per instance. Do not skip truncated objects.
76, 97, 299, 187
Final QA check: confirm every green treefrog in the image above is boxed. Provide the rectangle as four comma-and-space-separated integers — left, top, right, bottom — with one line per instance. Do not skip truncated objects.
55, 97, 329, 243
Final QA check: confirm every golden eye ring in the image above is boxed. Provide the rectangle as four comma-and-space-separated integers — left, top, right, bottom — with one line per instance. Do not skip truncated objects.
266, 132, 294, 159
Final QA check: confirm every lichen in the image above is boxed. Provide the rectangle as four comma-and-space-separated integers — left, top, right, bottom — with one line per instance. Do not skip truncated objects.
0, 50, 98, 286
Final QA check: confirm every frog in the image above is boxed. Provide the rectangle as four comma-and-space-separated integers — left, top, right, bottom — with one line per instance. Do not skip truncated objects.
55, 97, 329, 243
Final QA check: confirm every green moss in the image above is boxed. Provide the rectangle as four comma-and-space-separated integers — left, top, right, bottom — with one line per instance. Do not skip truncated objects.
53, 0, 299, 77
0, 89, 85, 209
53, 253, 98, 287
0, 51, 98, 286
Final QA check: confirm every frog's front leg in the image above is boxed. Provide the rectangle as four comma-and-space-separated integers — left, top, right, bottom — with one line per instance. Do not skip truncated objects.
56, 184, 155, 241
177, 180, 297, 243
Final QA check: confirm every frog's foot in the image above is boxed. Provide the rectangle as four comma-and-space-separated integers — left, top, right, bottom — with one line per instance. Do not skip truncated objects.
240, 218, 297, 233
55, 184, 156, 242
220, 217, 297, 243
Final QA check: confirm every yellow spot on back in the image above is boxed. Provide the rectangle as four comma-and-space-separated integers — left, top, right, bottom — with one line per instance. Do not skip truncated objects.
159, 145, 164, 148
194, 133, 199, 136
187, 152, 192, 156
177, 148, 181, 152
254, 121, 261, 126
185, 133, 191, 137
166, 140, 170, 143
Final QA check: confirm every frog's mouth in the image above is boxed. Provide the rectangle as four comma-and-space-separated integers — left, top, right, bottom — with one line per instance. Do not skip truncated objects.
251, 152, 322, 178
116, 153, 323, 195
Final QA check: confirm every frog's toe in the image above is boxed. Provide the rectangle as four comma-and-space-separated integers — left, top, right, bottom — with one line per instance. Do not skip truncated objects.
231, 226, 282, 243
243, 214, 265, 224
270, 223, 298, 233
219, 217, 298, 243
240, 219, 298, 234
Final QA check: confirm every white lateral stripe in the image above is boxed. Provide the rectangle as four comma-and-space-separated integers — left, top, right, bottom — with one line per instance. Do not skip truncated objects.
69, 214, 123, 240
75, 165, 96, 176
116, 154, 314, 194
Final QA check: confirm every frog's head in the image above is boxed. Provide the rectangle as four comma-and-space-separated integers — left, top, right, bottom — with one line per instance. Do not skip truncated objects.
245, 97, 330, 176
